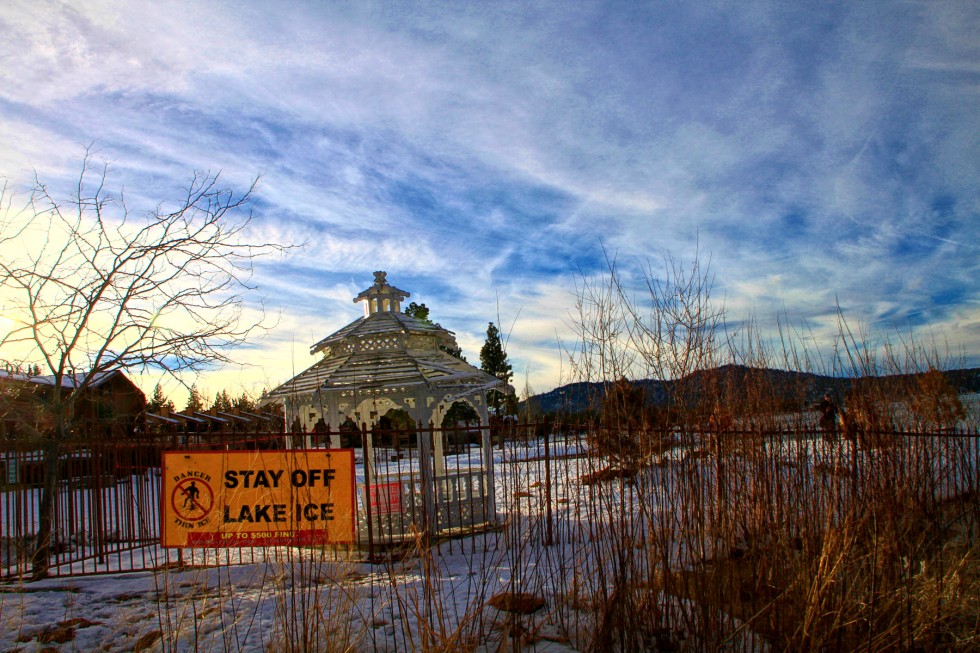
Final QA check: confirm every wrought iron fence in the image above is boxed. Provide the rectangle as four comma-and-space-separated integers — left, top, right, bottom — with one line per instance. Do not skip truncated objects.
1, 423, 977, 583
0, 423, 502, 579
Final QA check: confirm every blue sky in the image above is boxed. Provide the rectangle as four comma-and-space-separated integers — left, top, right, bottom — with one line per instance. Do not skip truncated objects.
1, 1, 977, 401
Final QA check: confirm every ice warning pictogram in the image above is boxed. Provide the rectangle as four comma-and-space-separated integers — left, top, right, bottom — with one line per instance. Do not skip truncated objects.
171, 477, 214, 522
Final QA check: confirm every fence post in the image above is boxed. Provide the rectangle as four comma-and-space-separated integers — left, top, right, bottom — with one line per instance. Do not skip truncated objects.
543, 427, 554, 546
482, 421, 497, 526
92, 445, 106, 565
419, 422, 436, 540
361, 422, 375, 560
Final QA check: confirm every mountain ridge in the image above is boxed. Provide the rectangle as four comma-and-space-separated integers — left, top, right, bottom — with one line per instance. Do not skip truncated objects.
524, 364, 980, 415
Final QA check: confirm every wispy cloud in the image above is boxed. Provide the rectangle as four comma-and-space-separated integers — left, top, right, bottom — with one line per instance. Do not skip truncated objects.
1, 0, 977, 399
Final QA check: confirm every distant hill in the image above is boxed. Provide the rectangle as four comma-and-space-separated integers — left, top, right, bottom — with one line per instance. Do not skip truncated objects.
523, 365, 980, 415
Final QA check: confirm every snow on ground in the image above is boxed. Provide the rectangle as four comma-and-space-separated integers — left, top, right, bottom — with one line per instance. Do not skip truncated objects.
0, 531, 769, 652
1, 421, 975, 652
0, 536, 584, 652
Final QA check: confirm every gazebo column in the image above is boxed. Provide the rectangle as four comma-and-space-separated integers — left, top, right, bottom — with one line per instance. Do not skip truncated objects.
362, 423, 375, 477
412, 389, 437, 537
433, 434, 446, 477
472, 391, 498, 522
427, 396, 446, 477
328, 394, 342, 449
409, 389, 429, 457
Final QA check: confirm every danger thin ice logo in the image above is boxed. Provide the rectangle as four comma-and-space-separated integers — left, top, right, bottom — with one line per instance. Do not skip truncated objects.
171, 475, 215, 528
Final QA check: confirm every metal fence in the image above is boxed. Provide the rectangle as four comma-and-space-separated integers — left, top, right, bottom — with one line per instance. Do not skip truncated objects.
2, 423, 978, 583
0, 423, 501, 579
490, 423, 980, 651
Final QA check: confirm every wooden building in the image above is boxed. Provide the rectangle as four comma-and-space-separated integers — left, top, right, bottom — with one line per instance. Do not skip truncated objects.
0, 369, 146, 440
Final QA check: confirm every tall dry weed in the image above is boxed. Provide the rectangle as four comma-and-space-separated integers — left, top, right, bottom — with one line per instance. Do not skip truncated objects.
552, 252, 980, 651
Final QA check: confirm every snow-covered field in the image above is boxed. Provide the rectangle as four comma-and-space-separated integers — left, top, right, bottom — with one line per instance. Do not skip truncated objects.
1, 421, 977, 652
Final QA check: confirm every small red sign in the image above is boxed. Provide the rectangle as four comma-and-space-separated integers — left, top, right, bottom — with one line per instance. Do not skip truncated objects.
368, 482, 402, 515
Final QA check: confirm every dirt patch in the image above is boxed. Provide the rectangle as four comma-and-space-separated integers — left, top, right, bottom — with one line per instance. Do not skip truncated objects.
16, 617, 101, 646
580, 465, 636, 485
133, 629, 161, 652
59, 617, 100, 629
152, 561, 206, 572
108, 592, 150, 603
489, 591, 546, 615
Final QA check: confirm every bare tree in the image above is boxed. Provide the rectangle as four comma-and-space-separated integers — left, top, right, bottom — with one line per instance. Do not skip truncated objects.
564, 248, 733, 424
0, 151, 286, 577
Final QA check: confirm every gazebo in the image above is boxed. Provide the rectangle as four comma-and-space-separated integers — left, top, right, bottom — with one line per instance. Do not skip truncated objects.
264, 271, 508, 543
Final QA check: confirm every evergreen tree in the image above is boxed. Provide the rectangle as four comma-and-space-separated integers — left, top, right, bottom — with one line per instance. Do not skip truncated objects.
405, 302, 467, 360
185, 384, 204, 414
147, 383, 175, 414
442, 400, 479, 426
440, 343, 467, 362
233, 392, 256, 413
404, 302, 432, 323
480, 322, 513, 415
211, 389, 232, 413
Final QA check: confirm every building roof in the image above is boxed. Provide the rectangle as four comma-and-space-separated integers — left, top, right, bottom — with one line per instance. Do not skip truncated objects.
267, 344, 502, 399
169, 411, 208, 425
0, 370, 142, 392
266, 271, 505, 402
146, 412, 183, 426
1, 369, 130, 389
310, 310, 452, 356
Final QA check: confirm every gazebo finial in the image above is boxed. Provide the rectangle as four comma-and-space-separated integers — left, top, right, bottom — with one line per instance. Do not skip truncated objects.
354, 270, 410, 315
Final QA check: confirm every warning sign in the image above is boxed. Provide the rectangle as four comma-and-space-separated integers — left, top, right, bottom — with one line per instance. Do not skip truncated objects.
368, 481, 403, 515
161, 449, 356, 548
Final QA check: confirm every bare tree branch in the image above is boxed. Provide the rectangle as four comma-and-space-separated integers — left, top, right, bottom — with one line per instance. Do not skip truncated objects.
2, 153, 285, 408
1, 151, 292, 577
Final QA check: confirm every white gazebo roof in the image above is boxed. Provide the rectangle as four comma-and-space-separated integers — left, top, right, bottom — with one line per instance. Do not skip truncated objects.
266, 272, 504, 411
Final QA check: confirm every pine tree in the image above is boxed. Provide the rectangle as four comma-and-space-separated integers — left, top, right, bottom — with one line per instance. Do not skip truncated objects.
440, 343, 467, 362
480, 322, 513, 415
211, 389, 232, 413
405, 302, 466, 360
404, 302, 431, 323
443, 400, 479, 426
233, 392, 256, 413
185, 384, 204, 414
147, 383, 175, 414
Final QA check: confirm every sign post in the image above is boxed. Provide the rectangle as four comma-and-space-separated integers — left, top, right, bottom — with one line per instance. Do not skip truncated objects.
161, 449, 356, 547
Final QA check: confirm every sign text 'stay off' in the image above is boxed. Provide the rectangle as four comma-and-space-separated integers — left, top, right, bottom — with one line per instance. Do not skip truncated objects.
161, 449, 356, 547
